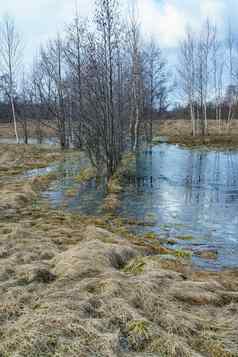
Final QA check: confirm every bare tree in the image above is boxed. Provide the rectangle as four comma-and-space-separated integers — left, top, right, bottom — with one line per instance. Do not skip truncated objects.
94, 0, 122, 174
128, 4, 144, 151
143, 38, 169, 143
178, 20, 218, 136
36, 35, 68, 148
212, 26, 225, 132
196, 20, 214, 136
64, 10, 87, 147
0, 15, 22, 143
18, 70, 29, 144
226, 23, 235, 131
0, 2, 171, 177
178, 27, 196, 135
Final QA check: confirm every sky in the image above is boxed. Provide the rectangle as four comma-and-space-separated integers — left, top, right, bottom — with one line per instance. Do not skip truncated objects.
0, 0, 237, 67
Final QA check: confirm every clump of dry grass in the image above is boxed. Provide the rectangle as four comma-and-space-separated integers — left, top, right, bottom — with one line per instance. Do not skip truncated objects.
126, 319, 153, 351
123, 257, 146, 275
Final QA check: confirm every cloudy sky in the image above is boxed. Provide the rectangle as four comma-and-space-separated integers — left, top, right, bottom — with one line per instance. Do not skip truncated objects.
0, 0, 236, 65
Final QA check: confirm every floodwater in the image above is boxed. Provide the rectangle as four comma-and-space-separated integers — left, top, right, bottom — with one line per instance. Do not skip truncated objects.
119, 144, 238, 270
27, 143, 238, 270
38, 154, 107, 215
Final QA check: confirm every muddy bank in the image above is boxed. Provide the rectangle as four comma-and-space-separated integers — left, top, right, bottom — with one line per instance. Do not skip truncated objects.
0, 145, 238, 356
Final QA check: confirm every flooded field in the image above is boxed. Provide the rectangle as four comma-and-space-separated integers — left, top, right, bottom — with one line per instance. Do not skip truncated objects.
29, 143, 238, 270
120, 144, 238, 269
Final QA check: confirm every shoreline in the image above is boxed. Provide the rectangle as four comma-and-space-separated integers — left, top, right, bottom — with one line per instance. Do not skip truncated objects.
161, 135, 238, 149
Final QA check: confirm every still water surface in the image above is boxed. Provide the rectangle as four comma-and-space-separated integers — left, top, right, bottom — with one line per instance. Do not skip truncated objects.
37, 144, 238, 270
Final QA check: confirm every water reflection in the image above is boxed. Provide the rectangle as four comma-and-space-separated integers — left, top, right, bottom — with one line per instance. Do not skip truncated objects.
120, 144, 238, 269
38, 143, 238, 270
41, 155, 107, 215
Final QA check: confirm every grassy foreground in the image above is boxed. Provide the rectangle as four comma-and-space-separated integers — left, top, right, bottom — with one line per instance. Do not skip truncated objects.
0, 145, 238, 357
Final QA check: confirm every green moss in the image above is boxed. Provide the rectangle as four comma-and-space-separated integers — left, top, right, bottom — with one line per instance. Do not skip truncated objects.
144, 232, 158, 240
128, 319, 150, 337
123, 257, 146, 275
173, 249, 192, 258
75, 168, 96, 183
126, 320, 152, 351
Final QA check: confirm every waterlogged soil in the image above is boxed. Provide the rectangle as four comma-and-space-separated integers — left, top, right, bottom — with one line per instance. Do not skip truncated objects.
37, 144, 238, 270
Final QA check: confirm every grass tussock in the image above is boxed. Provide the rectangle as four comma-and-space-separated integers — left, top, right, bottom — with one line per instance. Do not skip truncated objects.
123, 257, 146, 275
0, 144, 238, 356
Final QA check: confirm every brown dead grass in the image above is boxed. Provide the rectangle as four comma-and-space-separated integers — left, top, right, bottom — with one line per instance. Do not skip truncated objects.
155, 119, 238, 148
0, 121, 56, 138
0, 144, 238, 357
0, 144, 62, 177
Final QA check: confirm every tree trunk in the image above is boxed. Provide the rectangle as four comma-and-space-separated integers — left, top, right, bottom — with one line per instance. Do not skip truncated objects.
204, 103, 208, 136
10, 95, 19, 144
190, 102, 196, 136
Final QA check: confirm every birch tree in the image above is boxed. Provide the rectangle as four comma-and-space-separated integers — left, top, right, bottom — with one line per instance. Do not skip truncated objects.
37, 35, 68, 148
226, 24, 235, 131
65, 12, 87, 146
128, 5, 144, 151
0, 16, 22, 143
143, 38, 169, 142
178, 28, 196, 135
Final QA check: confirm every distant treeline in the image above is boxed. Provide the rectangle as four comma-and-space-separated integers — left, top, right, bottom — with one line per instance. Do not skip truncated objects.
170, 102, 238, 121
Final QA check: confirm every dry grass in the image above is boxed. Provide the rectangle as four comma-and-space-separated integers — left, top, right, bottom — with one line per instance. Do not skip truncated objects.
0, 144, 238, 356
0, 144, 62, 176
155, 119, 238, 148
0, 121, 56, 138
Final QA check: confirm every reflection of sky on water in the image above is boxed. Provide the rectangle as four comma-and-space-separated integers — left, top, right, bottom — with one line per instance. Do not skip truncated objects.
34, 143, 238, 270
40, 154, 107, 216
120, 144, 238, 270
